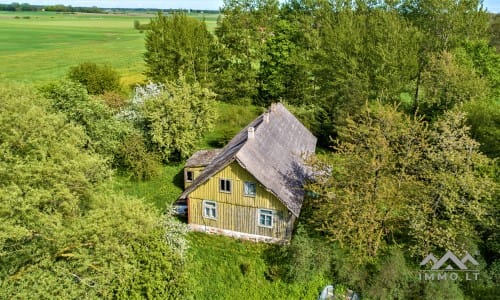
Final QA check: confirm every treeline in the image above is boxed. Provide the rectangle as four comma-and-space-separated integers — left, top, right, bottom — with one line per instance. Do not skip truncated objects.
0, 2, 218, 14
145, 0, 500, 155
142, 0, 499, 298
0, 2, 103, 13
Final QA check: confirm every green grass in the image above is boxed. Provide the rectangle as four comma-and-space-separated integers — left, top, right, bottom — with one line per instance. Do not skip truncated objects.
0, 11, 218, 85
198, 101, 264, 149
110, 164, 184, 211
187, 232, 329, 299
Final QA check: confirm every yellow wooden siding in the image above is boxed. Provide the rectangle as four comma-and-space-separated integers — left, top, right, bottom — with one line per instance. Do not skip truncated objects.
184, 167, 204, 189
190, 161, 286, 210
189, 198, 291, 239
187, 161, 293, 239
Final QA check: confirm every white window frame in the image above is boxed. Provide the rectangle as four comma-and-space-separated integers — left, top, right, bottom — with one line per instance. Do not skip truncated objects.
203, 200, 217, 220
243, 181, 256, 197
219, 178, 232, 193
257, 209, 274, 228
186, 170, 194, 182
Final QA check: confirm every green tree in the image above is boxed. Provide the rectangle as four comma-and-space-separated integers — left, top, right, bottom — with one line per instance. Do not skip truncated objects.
406, 109, 495, 257
40, 80, 130, 160
400, 0, 489, 113
464, 98, 500, 158
418, 50, 488, 119
257, 18, 312, 106
67, 61, 121, 95
0, 83, 190, 298
314, 7, 420, 143
140, 78, 217, 161
144, 12, 214, 84
306, 103, 494, 264
213, 0, 279, 104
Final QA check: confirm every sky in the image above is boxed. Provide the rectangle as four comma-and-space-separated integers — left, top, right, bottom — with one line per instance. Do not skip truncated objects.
0, 0, 498, 12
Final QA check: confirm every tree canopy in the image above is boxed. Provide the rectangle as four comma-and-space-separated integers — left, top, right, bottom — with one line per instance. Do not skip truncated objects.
0, 84, 189, 298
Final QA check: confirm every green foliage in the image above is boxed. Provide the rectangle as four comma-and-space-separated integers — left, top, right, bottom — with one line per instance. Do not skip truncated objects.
419, 51, 488, 119
98, 90, 129, 112
144, 12, 214, 84
141, 78, 217, 161
490, 13, 500, 52
257, 18, 313, 106
68, 61, 121, 95
212, 0, 279, 104
462, 39, 500, 96
264, 225, 332, 283
0, 84, 190, 298
133, 19, 150, 30
40, 80, 130, 160
312, 7, 421, 143
306, 103, 494, 264
407, 109, 495, 256
115, 132, 162, 181
463, 98, 500, 158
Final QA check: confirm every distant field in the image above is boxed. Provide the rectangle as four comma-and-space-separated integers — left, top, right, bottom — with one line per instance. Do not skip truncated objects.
0, 11, 218, 85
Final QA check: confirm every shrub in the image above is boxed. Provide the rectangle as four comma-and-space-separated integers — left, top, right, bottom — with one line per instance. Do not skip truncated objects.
68, 61, 121, 95
40, 80, 130, 159
264, 225, 332, 283
116, 133, 162, 180
99, 90, 128, 111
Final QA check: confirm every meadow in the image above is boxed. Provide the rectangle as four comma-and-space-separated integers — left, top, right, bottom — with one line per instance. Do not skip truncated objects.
0, 11, 218, 85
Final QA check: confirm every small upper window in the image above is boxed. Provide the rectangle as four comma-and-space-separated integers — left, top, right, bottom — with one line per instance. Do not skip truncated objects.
244, 182, 256, 197
220, 179, 232, 193
258, 209, 273, 228
186, 171, 194, 182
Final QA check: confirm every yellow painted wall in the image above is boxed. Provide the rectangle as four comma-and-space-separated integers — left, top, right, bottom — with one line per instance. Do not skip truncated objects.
187, 161, 294, 240
184, 166, 204, 188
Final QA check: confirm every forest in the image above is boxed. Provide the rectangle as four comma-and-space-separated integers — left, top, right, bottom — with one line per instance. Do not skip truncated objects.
0, 0, 499, 299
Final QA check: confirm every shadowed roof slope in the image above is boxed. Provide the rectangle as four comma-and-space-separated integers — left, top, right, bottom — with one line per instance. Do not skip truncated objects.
179, 103, 316, 217
185, 149, 222, 167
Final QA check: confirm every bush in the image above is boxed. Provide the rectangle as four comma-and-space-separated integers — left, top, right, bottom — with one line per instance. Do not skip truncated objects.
116, 133, 162, 180
68, 61, 121, 95
40, 80, 130, 159
264, 225, 332, 283
99, 90, 128, 111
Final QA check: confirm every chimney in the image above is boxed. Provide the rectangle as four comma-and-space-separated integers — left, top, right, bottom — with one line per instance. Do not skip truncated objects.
263, 112, 270, 123
247, 127, 255, 139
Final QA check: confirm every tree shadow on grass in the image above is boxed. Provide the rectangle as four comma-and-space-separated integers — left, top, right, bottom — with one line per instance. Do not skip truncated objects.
172, 166, 184, 190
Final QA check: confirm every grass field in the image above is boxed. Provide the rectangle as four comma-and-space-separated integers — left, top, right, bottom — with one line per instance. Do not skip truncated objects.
0, 11, 218, 85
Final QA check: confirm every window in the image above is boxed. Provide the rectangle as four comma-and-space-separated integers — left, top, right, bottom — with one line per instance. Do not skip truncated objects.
203, 201, 217, 219
186, 171, 193, 182
258, 209, 273, 228
244, 182, 256, 196
219, 179, 232, 193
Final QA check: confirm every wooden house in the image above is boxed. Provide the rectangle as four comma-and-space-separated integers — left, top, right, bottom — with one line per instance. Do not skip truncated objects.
178, 103, 316, 243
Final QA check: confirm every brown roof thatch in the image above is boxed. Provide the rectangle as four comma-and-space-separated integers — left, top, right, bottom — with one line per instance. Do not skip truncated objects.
185, 149, 222, 167
179, 103, 317, 217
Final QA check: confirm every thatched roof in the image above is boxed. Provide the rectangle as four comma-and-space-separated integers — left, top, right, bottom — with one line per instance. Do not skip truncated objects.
185, 149, 222, 167
179, 103, 316, 217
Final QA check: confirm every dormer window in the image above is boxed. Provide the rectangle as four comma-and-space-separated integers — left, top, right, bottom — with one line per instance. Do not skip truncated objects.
186, 171, 194, 182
